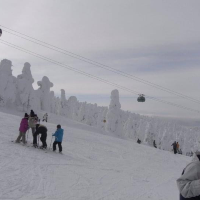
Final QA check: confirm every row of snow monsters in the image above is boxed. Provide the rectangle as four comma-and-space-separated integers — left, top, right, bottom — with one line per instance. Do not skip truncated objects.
0, 28, 146, 103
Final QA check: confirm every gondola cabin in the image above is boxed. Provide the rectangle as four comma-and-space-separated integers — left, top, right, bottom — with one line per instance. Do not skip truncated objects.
137, 94, 145, 102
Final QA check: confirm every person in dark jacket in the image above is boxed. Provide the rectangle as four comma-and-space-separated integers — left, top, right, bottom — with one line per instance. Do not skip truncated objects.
153, 140, 157, 148
33, 124, 47, 149
52, 124, 64, 153
177, 151, 200, 199
137, 138, 141, 144
171, 141, 177, 154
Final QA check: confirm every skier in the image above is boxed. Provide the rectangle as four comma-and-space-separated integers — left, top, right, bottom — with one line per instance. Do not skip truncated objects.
177, 151, 200, 199
28, 110, 36, 137
171, 141, 177, 154
15, 113, 29, 144
42, 113, 48, 122
179, 149, 182, 155
177, 142, 180, 153
33, 124, 48, 149
153, 140, 157, 148
52, 124, 64, 153
137, 138, 141, 144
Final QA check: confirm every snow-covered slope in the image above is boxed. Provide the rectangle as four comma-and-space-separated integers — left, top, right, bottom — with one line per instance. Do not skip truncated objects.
0, 111, 191, 200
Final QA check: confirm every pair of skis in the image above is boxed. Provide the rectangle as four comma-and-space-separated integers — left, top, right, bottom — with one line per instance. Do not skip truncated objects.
11, 141, 63, 154
35, 146, 63, 154
12, 140, 34, 148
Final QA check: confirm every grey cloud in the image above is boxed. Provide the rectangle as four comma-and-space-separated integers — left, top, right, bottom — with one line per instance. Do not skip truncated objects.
89, 42, 200, 73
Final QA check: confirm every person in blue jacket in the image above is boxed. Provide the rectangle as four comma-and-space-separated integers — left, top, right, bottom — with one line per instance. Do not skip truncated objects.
52, 124, 64, 153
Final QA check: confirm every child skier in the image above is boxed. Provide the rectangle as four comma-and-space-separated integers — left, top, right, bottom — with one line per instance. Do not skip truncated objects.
52, 124, 64, 153
15, 113, 29, 144
42, 113, 48, 122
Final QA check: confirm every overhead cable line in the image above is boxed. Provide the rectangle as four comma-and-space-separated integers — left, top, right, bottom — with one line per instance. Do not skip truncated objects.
0, 39, 200, 114
1, 25, 200, 105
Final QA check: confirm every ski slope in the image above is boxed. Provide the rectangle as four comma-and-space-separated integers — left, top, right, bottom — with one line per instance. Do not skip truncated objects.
0, 111, 191, 200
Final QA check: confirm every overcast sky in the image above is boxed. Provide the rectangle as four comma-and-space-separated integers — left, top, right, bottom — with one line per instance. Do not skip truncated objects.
0, 0, 200, 122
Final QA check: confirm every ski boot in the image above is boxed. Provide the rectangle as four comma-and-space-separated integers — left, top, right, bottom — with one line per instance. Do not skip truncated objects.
33, 144, 38, 148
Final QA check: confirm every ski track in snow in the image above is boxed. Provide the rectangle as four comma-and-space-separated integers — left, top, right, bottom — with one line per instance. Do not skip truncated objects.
0, 111, 191, 200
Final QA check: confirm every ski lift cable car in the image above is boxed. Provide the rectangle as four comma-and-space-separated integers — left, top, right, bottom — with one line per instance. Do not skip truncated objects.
137, 94, 145, 102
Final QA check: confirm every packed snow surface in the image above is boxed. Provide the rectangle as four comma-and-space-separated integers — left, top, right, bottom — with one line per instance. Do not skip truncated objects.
0, 111, 191, 200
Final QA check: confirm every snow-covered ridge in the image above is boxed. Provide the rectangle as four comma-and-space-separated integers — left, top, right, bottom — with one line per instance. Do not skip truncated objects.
0, 58, 199, 155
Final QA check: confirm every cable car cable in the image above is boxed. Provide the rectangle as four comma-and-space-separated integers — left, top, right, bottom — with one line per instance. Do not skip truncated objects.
0, 39, 200, 114
1, 25, 200, 105
3, 28, 200, 104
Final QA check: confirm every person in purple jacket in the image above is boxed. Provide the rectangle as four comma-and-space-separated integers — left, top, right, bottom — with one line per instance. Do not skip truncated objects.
15, 113, 29, 144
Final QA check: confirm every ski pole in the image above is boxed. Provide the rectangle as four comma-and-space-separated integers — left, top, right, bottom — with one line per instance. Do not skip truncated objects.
38, 135, 40, 147
49, 135, 53, 150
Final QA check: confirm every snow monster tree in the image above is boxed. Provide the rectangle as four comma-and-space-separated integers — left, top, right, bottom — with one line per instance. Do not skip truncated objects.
0, 59, 17, 107
106, 89, 123, 137
36, 76, 54, 112
16, 62, 39, 112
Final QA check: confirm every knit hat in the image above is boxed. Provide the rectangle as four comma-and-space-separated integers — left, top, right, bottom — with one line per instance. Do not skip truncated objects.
24, 113, 29, 118
57, 124, 61, 129
30, 110, 35, 117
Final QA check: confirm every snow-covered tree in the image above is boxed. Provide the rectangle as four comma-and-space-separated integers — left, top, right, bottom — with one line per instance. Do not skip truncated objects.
60, 89, 67, 116
85, 103, 98, 126
121, 110, 130, 128
143, 118, 157, 146
0, 59, 17, 107
123, 114, 138, 139
78, 102, 87, 123
36, 76, 53, 112
49, 91, 56, 114
97, 107, 108, 130
16, 62, 39, 112
106, 89, 123, 137
55, 96, 61, 115
67, 96, 78, 120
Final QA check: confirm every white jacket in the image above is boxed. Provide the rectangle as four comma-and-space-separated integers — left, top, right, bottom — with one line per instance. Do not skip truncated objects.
28, 116, 36, 128
177, 155, 200, 198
